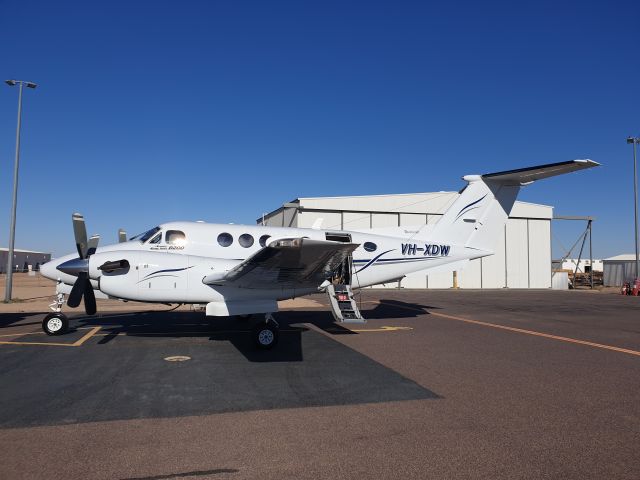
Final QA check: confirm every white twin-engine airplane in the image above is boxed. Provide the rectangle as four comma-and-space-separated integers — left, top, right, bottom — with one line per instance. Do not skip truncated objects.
40, 160, 598, 349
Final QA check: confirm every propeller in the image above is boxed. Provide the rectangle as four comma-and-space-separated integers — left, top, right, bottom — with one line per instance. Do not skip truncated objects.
58, 213, 99, 315
118, 229, 127, 243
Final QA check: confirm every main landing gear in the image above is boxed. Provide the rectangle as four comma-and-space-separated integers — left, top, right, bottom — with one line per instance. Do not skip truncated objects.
251, 313, 279, 350
43, 290, 69, 336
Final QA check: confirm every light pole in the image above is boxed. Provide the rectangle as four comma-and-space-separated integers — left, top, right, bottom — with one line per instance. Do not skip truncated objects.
4, 79, 37, 302
627, 136, 640, 281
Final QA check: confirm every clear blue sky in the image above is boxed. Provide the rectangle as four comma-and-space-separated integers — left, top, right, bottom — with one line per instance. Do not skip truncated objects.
1, 0, 638, 258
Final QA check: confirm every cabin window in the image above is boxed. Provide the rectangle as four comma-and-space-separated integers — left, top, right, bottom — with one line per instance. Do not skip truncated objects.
239, 233, 254, 248
363, 242, 377, 252
259, 235, 271, 247
148, 232, 162, 244
217, 232, 233, 247
166, 230, 186, 246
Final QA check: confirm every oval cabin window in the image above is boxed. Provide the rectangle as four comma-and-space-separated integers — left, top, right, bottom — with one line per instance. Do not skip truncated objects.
259, 235, 271, 247
363, 242, 377, 252
239, 233, 254, 248
217, 232, 233, 247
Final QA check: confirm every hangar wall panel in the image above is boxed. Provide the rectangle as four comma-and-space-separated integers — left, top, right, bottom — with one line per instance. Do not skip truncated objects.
528, 220, 551, 288
481, 226, 506, 288
400, 213, 427, 227
506, 219, 529, 288
401, 272, 427, 288
265, 210, 284, 227
459, 258, 482, 288
343, 212, 371, 230
298, 211, 342, 230
371, 213, 399, 228
283, 208, 297, 228
427, 272, 453, 288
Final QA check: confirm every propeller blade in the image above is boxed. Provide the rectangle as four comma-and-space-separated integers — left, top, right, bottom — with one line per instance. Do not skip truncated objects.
84, 278, 97, 315
87, 234, 100, 257
67, 271, 87, 308
72, 213, 88, 259
118, 229, 127, 243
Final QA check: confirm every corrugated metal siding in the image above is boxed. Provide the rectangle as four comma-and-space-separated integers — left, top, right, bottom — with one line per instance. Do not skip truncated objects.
603, 261, 637, 286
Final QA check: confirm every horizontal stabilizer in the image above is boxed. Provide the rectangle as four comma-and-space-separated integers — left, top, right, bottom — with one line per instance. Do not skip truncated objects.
481, 159, 599, 186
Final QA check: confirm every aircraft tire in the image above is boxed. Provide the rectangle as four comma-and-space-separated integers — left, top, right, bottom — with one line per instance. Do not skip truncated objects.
42, 313, 69, 336
253, 320, 279, 350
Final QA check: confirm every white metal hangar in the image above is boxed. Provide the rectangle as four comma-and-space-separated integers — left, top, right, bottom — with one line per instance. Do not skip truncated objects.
259, 192, 553, 289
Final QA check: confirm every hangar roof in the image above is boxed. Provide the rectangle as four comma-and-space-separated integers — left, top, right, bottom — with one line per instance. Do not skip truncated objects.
0, 247, 50, 254
603, 254, 638, 261
274, 192, 553, 220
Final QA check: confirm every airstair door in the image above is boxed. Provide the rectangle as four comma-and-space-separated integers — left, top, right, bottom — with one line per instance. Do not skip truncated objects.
324, 232, 365, 323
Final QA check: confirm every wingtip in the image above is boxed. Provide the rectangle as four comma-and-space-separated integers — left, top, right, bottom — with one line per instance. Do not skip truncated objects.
574, 159, 600, 167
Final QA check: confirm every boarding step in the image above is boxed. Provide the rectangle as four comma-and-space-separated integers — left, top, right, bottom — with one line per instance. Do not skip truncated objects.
326, 284, 365, 324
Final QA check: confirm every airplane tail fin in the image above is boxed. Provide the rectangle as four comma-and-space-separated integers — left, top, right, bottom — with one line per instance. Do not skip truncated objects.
428, 160, 599, 256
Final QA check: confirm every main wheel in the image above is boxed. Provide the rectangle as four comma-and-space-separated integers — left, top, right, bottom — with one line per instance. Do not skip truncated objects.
42, 313, 69, 336
252, 320, 279, 349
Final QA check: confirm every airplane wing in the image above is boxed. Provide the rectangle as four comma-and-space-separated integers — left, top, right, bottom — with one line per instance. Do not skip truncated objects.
202, 238, 359, 289
482, 159, 599, 186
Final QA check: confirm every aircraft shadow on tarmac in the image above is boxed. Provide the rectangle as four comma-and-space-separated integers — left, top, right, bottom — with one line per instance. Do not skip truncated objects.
60, 298, 439, 363
0, 302, 441, 428
0, 312, 46, 329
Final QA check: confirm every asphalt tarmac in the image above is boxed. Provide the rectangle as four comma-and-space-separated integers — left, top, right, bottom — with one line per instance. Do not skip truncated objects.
1, 289, 639, 479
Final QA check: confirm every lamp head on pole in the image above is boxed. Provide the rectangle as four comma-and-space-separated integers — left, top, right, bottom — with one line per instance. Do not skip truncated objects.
5, 79, 37, 89
628, 136, 640, 145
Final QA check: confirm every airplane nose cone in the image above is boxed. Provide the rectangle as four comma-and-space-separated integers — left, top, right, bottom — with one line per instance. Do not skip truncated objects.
40, 260, 57, 280
57, 257, 89, 276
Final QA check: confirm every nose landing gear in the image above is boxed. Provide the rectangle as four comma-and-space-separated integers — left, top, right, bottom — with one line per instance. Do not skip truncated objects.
43, 288, 69, 335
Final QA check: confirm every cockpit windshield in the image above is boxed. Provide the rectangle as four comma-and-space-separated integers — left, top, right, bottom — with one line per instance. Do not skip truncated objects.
130, 226, 161, 243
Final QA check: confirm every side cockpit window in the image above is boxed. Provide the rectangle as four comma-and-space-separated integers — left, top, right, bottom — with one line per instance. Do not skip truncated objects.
148, 232, 162, 244
166, 230, 186, 246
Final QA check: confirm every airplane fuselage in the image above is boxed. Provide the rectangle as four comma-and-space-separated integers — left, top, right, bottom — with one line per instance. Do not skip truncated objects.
42, 221, 472, 306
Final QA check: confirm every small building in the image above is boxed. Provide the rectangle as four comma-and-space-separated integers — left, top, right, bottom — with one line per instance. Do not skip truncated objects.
603, 254, 639, 286
553, 258, 603, 273
0, 248, 51, 274
260, 192, 554, 289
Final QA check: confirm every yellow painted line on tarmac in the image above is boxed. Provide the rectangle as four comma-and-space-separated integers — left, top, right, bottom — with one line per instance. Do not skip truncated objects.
370, 300, 640, 358
0, 326, 97, 338
0, 326, 101, 347
348, 326, 413, 333
71, 326, 102, 346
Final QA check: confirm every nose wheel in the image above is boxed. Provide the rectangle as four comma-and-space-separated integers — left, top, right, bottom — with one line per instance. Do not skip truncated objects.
252, 313, 279, 349
42, 312, 69, 336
